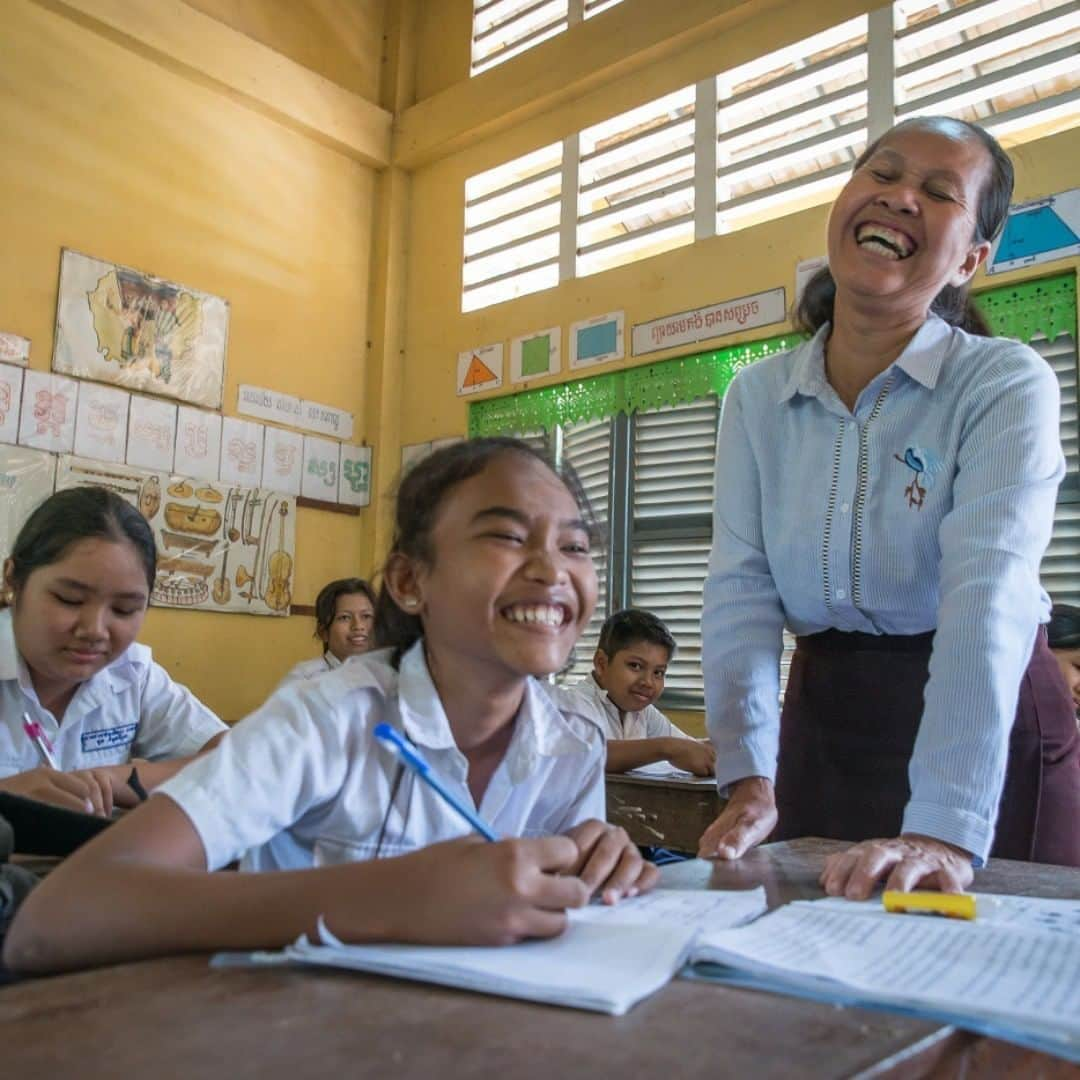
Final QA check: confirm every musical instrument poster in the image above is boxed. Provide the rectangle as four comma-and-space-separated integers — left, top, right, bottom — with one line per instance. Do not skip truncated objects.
56, 454, 296, 617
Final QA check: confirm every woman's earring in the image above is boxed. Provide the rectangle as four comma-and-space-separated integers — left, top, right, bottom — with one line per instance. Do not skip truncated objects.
402, 597, 419, 609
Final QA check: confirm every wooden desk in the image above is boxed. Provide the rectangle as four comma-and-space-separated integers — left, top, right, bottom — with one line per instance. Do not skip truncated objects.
605, 770, 721, 852
3, 839, 1077, 1079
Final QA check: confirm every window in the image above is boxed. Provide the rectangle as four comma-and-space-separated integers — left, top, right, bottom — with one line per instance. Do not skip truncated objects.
1037, 330, 1080, 606
577, 85, 697, 277
462, 142, 563, 313
462, 5, 1078, 312
471, 1, 569, 76
716, 15, 869, 235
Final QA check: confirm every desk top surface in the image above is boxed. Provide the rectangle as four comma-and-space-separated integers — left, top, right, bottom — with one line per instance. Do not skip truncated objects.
3, 838, 1077, 1080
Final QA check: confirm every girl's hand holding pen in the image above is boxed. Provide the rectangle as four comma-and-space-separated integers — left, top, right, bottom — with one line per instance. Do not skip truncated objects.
370, 835, 589, 946
563, 819, 659, 903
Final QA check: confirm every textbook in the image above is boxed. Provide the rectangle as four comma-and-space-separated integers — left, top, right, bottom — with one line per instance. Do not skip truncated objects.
218, 888, 768, 1016
689, 894, 1080, 1064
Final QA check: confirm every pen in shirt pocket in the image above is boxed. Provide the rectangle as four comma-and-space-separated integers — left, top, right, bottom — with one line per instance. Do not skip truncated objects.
22, 712, 59, 770
373, 722, 499, 842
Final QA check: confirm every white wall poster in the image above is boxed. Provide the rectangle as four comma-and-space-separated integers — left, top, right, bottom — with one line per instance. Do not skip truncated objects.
126, 395, 177, 473
74, 383, 130, 464
174, 406, 223, 482
0, 364, 25, 446
338, 444, 372, 507
457, 343, 503, 396
261, 426, 304, 496
302, 436, 340, 500
0, 446, 56, 557
220, 418, 265, 487
18, 370, 78, 454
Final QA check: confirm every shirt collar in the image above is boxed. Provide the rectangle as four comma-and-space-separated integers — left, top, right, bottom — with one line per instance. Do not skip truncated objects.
778, 315, 952, 404
397, 640, 597, 779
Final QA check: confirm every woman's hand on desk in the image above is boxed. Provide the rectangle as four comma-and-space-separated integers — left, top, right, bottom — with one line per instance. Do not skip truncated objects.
697, 777, 777, 860
819, 834, 974, 900
0, 765, 141, 816
563, 820, 659, 903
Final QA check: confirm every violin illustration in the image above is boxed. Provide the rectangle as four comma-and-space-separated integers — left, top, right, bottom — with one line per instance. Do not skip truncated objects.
212, 490, 240, 606
264, 502, 292, 612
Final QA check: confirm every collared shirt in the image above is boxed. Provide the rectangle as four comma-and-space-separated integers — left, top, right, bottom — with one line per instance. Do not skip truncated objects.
549, 675, 692, 742
277, 651, 342, 690
0, 609, 225, 776
703, 316, 1064, 861
159, 641, 606, 871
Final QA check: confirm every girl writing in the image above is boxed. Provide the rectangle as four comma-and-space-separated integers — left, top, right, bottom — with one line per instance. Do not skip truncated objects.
0, 487, 226, 817
5, 438, 656, 973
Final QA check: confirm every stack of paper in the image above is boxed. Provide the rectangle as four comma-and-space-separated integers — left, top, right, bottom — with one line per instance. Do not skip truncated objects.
279, 888, 768, 1015
690, 895, 1080, 1063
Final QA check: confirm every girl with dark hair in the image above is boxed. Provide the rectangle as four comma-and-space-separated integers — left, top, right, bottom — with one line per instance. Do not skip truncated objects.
5, 439, 655, 974
0, 487, 225, 816
278, 577, 377, 686
700, 116, 1080, 890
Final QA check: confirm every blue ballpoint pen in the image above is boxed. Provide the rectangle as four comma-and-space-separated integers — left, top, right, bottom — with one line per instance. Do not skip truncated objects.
373, 722, 499, 842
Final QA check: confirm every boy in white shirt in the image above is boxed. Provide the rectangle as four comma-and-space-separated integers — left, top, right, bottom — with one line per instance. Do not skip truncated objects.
553, 609, 716, 776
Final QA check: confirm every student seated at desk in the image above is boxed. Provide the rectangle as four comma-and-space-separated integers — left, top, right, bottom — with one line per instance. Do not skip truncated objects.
0, 488, 226, 818
3, 438, 657, 974
551, 609, 716, 777
278, 577, 376, 687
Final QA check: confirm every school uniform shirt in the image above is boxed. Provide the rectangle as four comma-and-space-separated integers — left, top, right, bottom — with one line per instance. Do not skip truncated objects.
0, 609, 226, 776
277, 651, 343, 690
549, 675, 693, 742
702, 315, 1064, 862
158, 640, 607, 872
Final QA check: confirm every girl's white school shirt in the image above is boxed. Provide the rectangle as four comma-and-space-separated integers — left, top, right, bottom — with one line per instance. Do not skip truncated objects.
158, 640, 607, 872
0, 609, 226, 777
277, 651, 343, 690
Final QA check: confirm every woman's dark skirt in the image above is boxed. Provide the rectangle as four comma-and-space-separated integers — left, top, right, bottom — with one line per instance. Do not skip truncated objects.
773, 626, 1080, 866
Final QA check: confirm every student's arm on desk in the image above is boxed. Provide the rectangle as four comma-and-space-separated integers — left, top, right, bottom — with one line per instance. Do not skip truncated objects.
2, 794, 590, 975
605, 738, 716, 776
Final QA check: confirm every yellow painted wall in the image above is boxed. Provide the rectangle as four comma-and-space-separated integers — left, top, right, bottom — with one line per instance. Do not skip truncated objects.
185, 0, 387, 102
400, 2, 1080, 735
0, 0, 383, 721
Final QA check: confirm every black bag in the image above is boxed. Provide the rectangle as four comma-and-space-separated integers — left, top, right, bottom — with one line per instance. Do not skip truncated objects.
0, 811, 38, 938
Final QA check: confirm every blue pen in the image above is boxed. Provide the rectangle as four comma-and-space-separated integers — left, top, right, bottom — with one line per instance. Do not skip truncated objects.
373, 722, 499, 842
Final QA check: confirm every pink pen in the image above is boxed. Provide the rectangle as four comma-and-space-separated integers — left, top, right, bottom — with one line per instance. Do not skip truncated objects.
22, 712, 59, 770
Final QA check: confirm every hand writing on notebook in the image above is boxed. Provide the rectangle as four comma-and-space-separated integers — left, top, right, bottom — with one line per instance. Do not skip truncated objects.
365, 835, 590, 946
564, 820, 659, 902
819, 835, 974, 900
697, 776, 777, 860
0, 764, 143, 817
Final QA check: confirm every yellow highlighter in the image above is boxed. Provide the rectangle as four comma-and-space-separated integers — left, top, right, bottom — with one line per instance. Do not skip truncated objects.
882, 890, 976, 921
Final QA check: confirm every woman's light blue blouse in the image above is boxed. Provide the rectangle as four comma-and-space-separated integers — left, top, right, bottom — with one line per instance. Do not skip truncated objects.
702, 315, 1064, 861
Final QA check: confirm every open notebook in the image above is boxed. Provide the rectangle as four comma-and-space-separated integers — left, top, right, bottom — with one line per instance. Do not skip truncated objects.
214, 887, 768, 1016
690, 894, 1080, 1064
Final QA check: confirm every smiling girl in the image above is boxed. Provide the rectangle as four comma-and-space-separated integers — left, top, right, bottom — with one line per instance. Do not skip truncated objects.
5, 438, 655, 974
0, 487, 226, 816
279, 577, 377, 686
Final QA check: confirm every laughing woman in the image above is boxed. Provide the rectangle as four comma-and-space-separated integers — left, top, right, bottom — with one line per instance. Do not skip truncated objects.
698, 116, 1080, 892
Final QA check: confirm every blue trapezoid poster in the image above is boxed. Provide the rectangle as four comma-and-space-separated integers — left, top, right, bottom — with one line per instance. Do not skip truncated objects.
990, 188, 1080, 274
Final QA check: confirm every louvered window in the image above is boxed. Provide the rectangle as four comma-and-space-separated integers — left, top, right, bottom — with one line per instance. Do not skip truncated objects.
629, 402, 717, 703
471, 1, 569, 76
715, 15, 869, 235
894, 0, 1080, 139
1037, 331, 1080, 606
560, 417, 613, 681
584, 0, 625, 15
577, 85, 697, 278
463, 142, 563, 313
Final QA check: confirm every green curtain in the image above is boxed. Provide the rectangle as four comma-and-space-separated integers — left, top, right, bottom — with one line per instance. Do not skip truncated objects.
469, 270, 1077, 437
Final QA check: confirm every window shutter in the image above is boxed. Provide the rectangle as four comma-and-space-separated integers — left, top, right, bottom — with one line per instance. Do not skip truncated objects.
894, 0, 1080, 138
1035, 331, 1080, 606
560, 417, 613, 681
629, 401, 718, 702
471, 1, 569, 75
577, 85, 697, 278
463, 142, 562, 313
715, 15, 868, 235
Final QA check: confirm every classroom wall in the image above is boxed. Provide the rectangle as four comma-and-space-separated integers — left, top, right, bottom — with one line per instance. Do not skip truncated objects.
398, 0, 1080, 733
0, 0, 386, 721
